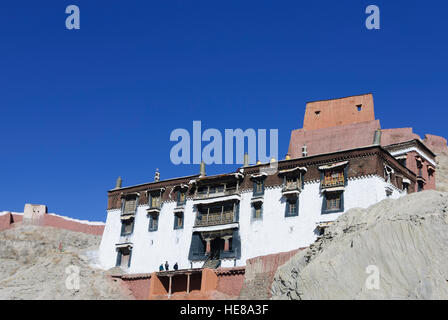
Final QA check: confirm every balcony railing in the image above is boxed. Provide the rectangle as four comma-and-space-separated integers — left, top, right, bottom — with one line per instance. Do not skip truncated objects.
194, 210, 235, 227
282, 180, 301, 193
194, 188, 239, 200
321, 174, 345, 188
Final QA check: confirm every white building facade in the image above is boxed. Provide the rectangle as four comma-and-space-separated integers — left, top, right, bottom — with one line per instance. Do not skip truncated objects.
98, 145, 416, 274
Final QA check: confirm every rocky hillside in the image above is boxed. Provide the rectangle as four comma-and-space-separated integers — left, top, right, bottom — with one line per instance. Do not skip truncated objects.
0, 224, 133, 299
271, 190, 448, 299
436, 147, 448, 192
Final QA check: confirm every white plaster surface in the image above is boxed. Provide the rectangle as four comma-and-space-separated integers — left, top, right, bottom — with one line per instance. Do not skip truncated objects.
99, 175, 405, 273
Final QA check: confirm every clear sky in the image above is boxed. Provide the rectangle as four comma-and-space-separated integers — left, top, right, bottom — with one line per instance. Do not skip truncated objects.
1, 1, 447, 221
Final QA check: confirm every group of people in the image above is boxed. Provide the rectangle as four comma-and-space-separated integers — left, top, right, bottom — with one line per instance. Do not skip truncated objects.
159, 261, 178, 271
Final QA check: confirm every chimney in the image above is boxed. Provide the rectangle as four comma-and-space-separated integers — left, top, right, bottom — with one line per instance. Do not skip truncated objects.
199, 161, 206, 177
243, 152, 249, 167
373, 129, 382, 145
115, 176, 122, 189
154, 168, 160, 182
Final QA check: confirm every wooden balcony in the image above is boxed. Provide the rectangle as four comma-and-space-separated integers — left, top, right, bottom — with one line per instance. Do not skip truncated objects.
194, 210, 235, 227
193, 188, 239, 200
321, 174, 345, 188
282, 180, 302, 194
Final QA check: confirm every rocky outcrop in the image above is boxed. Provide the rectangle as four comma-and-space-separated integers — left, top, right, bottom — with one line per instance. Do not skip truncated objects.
436, 147, 448, 192
271, 190, 448, 299
239, 249, 301, 299
0, 224, 133, 299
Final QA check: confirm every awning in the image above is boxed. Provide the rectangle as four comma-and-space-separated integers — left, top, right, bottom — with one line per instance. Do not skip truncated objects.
278, 167, 307, 175
318, 161, 348, 171
116, 242, 133, 249
120, 214, 135, 220
316, 221, 334, 229
193, 194, 241, 205
250, 172, 268, 179
146, 187, 165, 194
120, 192, 140, 198
322, 186, 345, 192
173, 206, 184, 213
192, 222, 239, 233
250, 196, 264, 203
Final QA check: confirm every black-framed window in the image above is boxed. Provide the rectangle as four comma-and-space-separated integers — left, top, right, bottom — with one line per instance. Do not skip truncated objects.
417, 181, 424, 192
322, 191, 344, 214
177, 190, 186, 206
120, 218, 134, 236
122, 196, 137, 215
174, 212, 184, 229
252, 202, 263, 219
253, 180, 264, 196
116, 247, 132, 268
285, 197, 299, 217
148, 213, 159, 231
149, 193, 161, 209
398, 158, 406, 167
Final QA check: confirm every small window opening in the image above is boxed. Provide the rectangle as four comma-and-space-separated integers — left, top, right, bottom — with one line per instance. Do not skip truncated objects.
356, 104, 362, 111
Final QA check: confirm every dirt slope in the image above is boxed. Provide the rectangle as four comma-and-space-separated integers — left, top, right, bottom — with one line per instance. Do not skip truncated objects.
271, 190, 448, 299
0, 224, 133, 300
436, 147, 448, 192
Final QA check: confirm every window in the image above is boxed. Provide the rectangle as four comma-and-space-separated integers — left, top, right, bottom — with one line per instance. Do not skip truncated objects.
116, 247, 132, 268
123, 198, 137, 214
148, 213, 159, 231
322, 170, 345, 188
253, 180, 264, 196
252, 203, 263, 219
418, 166, 423, 177
174, 212, 184, 229
356, 104, 362, 111
121, 218, 134, 235
322, 192, 344, 214
285, 198, 299, 217
285, 177, 299, 190
417, 181, 424, 192
177, 191, 186, 205
150, 194, 161, 209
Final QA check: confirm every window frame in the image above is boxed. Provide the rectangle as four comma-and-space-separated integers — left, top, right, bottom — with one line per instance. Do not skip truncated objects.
252, 202, 263, 220
285, 197, 299, 217
177, 190, 187, 206
116, 248, 132, 268
148, 213, 159, 232
322, 191, 344, 214
174, 211, 184, 230
253, 179, 265, 196
120, 217, 135, 236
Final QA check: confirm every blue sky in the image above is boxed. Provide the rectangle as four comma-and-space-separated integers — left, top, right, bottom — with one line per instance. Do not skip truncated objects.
1, 1, 447, 221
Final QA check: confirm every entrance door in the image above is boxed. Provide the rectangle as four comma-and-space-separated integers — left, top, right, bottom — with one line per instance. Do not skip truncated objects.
210, 238, 224, 258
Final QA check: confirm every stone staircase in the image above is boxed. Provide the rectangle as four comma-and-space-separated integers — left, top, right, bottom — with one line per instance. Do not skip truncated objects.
202, 258, 221, 269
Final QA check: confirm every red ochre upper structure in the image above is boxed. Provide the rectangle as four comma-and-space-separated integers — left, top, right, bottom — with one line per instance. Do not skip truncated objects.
289, 93, 446, 158
288, 93, 447, 192
303, 93, 376, 130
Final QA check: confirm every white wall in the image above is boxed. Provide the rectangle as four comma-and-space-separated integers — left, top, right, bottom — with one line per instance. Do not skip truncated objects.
98, 174, 405, 273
